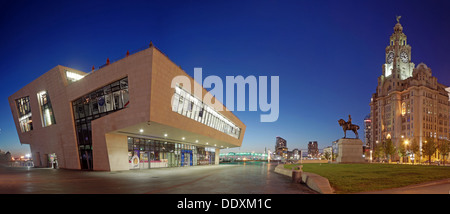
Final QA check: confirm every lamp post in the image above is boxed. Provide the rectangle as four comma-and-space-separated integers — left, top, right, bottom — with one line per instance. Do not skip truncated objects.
423, 140, 427, 164
374, 140, 379, 162
400, 135, 404, 164
404, 140, 409, 164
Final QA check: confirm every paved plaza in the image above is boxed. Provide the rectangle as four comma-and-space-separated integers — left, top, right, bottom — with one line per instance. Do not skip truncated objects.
0, 162, 317, 194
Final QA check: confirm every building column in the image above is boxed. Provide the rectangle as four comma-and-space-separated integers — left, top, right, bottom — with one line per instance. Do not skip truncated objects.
215, 148, 220, 165
105, 133, 129, 171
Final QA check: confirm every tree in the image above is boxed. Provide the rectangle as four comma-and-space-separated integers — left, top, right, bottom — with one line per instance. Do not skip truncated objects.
422, 137, 437, 165
323, 151, 331, 161
382, 138, 396, 162
437, 139, 450, 165
364, 149, 371, 161
397, 142, 407, 163
372, 143, 383, 162
332, 152, 337, 162
410, 139, 420, 164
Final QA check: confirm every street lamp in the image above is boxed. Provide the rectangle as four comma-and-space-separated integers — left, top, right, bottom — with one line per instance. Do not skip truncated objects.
421, 140, 427, 164
404, 140, 409, 164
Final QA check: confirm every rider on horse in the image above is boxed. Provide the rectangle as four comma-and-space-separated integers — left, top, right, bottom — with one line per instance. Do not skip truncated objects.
347, 115, 352, 130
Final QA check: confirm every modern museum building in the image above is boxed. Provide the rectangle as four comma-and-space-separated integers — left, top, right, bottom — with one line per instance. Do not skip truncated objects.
8, 44, 246, 171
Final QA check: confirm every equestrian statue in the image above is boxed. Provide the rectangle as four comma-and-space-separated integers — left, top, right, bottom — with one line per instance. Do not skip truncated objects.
338, 115, 359, 139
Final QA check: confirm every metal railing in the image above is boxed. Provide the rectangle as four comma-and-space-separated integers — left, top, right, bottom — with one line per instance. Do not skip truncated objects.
98, 45, 149, 69
96, 43, 170, 70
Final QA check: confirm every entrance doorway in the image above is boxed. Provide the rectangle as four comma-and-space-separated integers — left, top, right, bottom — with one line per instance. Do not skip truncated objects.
80, 149, 93, 170
181, 150, 193, 166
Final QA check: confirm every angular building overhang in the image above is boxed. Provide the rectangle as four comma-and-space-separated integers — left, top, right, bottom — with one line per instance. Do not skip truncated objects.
114, 121, 239, 149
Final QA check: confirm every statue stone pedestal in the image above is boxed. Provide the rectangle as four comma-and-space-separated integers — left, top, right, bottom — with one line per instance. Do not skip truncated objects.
336, 138, 364, 163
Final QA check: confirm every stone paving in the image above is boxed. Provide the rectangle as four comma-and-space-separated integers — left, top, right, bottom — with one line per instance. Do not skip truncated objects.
0, 162, 317, 194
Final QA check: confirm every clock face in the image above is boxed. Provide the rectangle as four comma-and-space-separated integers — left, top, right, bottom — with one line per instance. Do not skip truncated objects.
387, 52, 394, 64
400, 51, 408, 63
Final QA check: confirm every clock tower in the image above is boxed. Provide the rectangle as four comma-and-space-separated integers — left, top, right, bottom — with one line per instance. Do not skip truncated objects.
382, 16, 415, 80
370, 17, 450, 163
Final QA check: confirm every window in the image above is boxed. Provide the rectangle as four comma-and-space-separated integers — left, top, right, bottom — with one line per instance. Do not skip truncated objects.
66, 70, 86, 83
72, 76, 129, 170
16, 96, 33, 132
401, 102, 406, 116
37, 91, 56, 127
172, 93, 180, 112
171, 86, 241, 139
126, 136, 215, 169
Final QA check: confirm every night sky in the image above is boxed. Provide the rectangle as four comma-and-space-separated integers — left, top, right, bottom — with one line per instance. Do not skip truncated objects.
1, 0, 450, 156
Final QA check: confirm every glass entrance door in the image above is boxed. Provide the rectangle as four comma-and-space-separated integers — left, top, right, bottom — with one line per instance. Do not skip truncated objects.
80, 148, 93, 170
181, 152, 185, 166
141, 152, 149, 169
181, 150, 192, 166
149, 151, 155, 168
168, 153, 176, 167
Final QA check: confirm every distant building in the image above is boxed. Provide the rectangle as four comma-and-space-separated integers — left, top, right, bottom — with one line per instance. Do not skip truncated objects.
364, 114, 372, 149
308, 141, 319, 158
301, 150, 309, 159
275, 136, 287, 149
219, 152, 268, 162
291, 148, 301, 160
0, 150, 11, 163
275, 137, 288, 159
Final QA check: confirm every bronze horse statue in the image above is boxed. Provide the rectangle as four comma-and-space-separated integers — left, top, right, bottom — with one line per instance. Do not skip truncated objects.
338, 119, 359, 139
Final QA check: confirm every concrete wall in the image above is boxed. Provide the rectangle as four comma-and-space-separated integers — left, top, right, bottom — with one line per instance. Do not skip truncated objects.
149, 48, 246, 148
273, 164, 334, 194
8, 66, 82, 170
274, 164, 293, 177
105, 133, 129, 171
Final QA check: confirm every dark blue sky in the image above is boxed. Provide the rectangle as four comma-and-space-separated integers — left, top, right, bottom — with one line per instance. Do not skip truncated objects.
1, 0, 450, 155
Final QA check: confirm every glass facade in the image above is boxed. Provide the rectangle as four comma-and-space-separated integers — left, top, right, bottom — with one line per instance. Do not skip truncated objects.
171, 86, 241, 139
16, 96, 33, 133
37, 91, 56, 127
127, 136, 216, 169
72, 77, 129, 170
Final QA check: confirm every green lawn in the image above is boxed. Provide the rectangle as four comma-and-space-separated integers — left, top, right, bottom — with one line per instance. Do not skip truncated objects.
284, 163, 450, 194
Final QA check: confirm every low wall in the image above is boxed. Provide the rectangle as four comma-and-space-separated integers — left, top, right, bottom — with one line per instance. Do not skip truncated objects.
298, 160, 329, 164
274, 164, 293, 177
301, 172, 334, 194
274, 164, 334, 194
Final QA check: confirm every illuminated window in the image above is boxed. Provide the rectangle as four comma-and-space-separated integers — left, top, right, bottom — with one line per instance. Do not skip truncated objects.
172, 86, 241, 139
15, 96, 33, 132
37, 91, 56, 127
66, 71, 86, 83
401, 102, 406, 116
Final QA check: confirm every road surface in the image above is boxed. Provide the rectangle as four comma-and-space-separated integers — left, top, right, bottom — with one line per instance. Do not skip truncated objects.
0, 162, 317, 194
